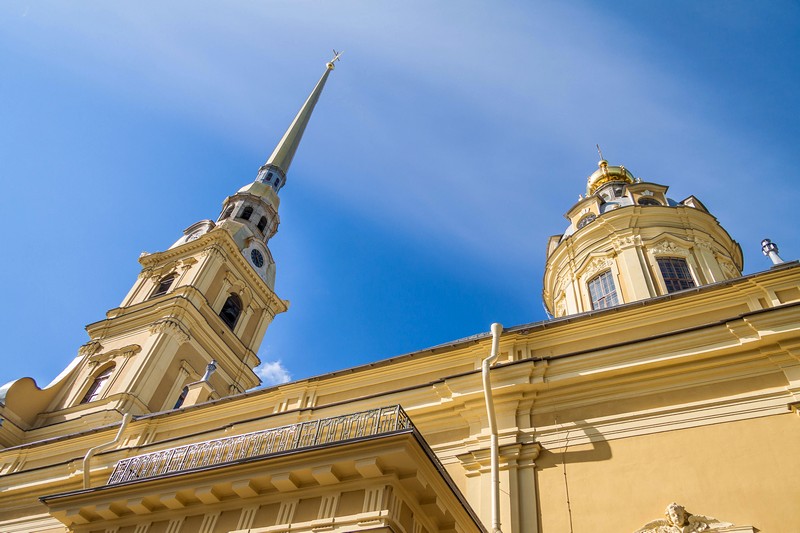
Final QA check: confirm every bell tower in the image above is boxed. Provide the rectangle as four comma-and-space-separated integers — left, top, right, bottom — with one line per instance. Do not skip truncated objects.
0, 57, 340, 435
543, 156, 743, 317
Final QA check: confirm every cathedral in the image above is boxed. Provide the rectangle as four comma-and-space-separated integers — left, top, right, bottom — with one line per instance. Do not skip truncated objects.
1, 58, 799, 533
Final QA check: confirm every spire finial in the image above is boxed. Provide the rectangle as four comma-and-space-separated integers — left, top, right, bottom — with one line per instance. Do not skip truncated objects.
327, 49, 343, 70
596, 144, 604, 161
255, 54, 339, 191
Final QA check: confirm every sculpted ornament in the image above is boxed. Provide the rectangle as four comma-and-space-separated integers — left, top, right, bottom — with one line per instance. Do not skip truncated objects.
650, 239, 689, 257
555, 298, 567, 317
78, 340, 103, 358
613, 235, 640, 251
149, 318, 190, 344
718, 259, 738, 278
583, 257, 614, 279
635, 502, 733, 533
88, 344, 142, 366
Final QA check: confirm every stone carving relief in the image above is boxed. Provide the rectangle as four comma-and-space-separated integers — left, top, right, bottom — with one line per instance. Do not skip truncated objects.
650, 239, 689, 257
642, 189, 654, 196
583, 257, 614, 280
635, 502, 734, 533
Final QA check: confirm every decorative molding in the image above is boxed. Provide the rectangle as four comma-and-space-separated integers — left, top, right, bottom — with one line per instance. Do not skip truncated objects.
78, 340, 103, 358
650, 239, 689, 257
88, 344, 141, 366
641, 189, 654, 196
149, 319, 190, 344
635, 502, 738, 532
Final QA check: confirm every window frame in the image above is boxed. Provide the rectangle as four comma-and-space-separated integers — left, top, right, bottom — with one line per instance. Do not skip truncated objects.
80, 365, 115, 404
219, 293, 243, 330
587, 270, 620, 310
239, 205, 253, 221
150, 273, 176, 299
656, 256, 696, 293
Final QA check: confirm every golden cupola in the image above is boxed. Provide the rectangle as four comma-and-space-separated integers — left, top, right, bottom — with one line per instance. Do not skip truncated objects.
586, 159, 636, 196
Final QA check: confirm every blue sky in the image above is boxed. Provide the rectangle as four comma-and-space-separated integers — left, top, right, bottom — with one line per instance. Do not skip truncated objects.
0, 1, 798, 388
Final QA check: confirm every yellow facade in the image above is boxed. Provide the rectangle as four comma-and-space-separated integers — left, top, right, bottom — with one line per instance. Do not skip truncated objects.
1, 63, 799, 533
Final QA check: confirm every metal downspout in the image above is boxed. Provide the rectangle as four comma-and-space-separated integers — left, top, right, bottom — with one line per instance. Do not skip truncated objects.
82, 413, 132, 489
482, 322, 503, 533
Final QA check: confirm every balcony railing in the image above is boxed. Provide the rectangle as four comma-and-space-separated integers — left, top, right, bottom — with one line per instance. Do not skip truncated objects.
107, 405, 412, 485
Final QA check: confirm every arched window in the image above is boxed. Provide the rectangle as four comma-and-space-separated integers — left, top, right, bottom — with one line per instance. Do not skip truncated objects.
219, 205, 235, 220
657, 257, 695, 293
219, 294, 243, 330
588, 270, 619, 310
173, 386, 189, 409
81, 366, 114, 404
150, 273, 176, 298
257, 216, 268, 232
638, 197, 661, 206
239, 206, 253, 221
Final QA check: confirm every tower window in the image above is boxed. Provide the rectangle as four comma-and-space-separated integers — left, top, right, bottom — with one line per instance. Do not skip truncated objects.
173, 386, 189, 409
274, 178, 281, 188
81, 366, 114, 404
257, 216, 268, 232
219, 205, 235, 220
219, 294, 243, 330
239, 206, 253, 221
150, 273, 176, 299
638, 197, 661, 206
657, 257, 695, 293
267, 172, 274, 181
588, 270, 619, 310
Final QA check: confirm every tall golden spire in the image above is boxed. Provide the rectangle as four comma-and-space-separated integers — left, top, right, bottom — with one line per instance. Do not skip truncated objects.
255, 51, 342, 191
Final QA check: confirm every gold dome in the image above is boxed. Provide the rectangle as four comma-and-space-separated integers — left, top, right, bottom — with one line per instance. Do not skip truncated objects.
586, 160, 635, 196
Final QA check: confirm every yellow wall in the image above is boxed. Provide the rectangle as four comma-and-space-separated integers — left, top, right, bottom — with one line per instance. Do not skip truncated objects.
536, 413, 800, 532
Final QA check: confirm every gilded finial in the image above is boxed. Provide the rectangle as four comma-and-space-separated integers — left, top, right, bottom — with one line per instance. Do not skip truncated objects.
596, 144, 608, 174
327, 49, 343, 70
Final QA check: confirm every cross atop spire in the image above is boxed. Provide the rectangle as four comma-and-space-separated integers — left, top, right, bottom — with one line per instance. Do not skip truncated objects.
255, 55, 340, 192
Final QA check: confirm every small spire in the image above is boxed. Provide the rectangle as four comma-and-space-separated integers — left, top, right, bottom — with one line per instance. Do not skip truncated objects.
256, 52, 342, 191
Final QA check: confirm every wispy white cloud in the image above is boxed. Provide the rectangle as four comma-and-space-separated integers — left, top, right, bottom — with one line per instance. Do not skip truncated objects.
254, 360, 292, 387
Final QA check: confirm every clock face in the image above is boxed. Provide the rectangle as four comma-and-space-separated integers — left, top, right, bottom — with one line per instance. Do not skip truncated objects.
250, 249, 264, 268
